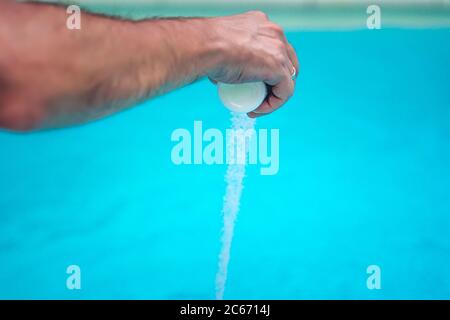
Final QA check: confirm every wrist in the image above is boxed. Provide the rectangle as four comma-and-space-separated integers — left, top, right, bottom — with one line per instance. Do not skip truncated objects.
189, 17, 227, 78
137, 17, 226, 83
204, 18, 231, 79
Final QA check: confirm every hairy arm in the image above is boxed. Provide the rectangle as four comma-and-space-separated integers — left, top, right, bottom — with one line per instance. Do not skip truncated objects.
0, 1, 298, 132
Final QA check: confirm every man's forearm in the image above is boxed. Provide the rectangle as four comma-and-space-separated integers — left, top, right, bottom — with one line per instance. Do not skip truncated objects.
0, 2, 298, 132
0, 2, 221, 131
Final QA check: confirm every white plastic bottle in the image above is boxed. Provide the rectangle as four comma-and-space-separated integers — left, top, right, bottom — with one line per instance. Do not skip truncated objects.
218, 82, 267, 113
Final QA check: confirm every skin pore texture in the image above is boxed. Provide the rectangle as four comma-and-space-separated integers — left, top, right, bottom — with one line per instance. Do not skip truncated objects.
0, 0, 299, 132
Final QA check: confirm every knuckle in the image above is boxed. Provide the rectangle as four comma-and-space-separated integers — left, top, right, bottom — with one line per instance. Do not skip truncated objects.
275, 53, 286, 64
270, 23, 284, 35
273, 39, 286, 51
249, 10, 268, 20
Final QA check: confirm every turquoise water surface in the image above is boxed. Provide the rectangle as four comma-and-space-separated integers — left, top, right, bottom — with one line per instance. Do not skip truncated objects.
0, 29, 449, 299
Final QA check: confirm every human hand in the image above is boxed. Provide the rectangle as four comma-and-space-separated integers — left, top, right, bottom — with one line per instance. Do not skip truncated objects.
207, 11, 299, 117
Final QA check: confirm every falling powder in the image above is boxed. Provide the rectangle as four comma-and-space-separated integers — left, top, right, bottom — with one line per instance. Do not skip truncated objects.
215, 112, 255, 300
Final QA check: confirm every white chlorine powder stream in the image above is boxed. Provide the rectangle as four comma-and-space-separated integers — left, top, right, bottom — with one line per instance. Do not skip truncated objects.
215, 112, 256, 300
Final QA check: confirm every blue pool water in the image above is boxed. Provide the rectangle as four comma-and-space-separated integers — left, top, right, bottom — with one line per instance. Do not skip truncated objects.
0, 29, 449, 299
